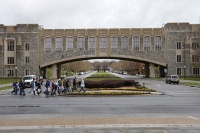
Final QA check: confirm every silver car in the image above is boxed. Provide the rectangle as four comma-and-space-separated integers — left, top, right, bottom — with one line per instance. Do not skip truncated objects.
166, 75, 179, 84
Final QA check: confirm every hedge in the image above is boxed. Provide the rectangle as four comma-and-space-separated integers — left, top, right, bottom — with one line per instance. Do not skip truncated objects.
85, 80, 135, 88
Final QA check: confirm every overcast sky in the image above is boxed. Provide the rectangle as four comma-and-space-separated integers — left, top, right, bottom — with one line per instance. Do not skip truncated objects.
1, 0, 200, 29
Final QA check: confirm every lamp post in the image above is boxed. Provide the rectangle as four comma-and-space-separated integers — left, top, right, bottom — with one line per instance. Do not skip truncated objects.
15, 67, 17, 81
184, 66, 186, 80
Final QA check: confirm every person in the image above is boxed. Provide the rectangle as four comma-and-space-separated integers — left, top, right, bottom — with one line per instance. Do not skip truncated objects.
57, 79, 62, 95
62, 79, 67, 94
29, 78, 36, 95
72, 77, 78, 92
79, 78, 86, 92
19, 80, 26, 96
11, 81, 18, 95
66, 79, 71, 94
44, 79, 50, 95
52, 80, 58, 96
36, 79, 42, 95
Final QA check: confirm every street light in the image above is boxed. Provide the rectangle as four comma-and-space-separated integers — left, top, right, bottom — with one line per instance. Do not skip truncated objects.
15, 67, 17, 81
184, 66, 186, 80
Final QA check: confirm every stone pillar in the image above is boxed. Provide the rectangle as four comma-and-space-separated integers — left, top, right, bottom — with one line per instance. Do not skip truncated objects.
52, 64, 57, 79
145, 62, 150, 78
159, 65, 165, 77
149, 63, 155, 78
40, 67, 47, 79
57, 63, 61, 79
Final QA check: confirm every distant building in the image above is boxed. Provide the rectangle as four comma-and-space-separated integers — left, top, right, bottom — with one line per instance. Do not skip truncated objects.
0, 23, 199, 78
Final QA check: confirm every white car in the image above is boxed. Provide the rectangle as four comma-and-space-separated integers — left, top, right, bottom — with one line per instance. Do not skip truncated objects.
22, 75, 36, 88
166, 75, 179, 84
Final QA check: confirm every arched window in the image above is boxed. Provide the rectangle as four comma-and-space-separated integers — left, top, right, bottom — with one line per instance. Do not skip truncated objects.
66, 37, 73, 51
88, 37, 96, 51
99, 37, 106, 51
132, 36, 140, 50
44, 37, 52, 51
111, 37, 118, 51
55, 37, 63, 51
155, 36, 161, 50
121, 36, 129, 50
77, 37, 85, 51
143, 36, 150, 50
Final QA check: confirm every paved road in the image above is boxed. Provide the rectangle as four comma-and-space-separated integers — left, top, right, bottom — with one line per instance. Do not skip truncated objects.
0, 72, 200, 132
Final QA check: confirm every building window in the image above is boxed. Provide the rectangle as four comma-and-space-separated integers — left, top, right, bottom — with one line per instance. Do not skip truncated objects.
132, 36, 140, 50
192, 55, 200, 62
88, 37, 96, 51
25, 56, 30, 65
44, 37, 52, 51
144, 36, 150, 50
55, 37, 63, 51
155, 36, 161, 50
25, 69, 30, 75
193, 68, 200, 75
177, 55, 181, 63
7, 57, 14, 64
77, 37, 85, 51
192, 43, 200, 50
66, 37, 74, 51
7, 40, 14, 51
177, 42, 181, 49
177, 68, 182, 75
25, 43, 30, 51
121, 36, 128, 50
99, 37, 106, 51
111, 37, 118, 51
6, 70, 14, 77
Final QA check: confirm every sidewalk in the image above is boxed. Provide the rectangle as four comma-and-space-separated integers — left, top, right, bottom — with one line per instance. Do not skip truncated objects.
0, 115, 199, 128
0, 83, 12, 88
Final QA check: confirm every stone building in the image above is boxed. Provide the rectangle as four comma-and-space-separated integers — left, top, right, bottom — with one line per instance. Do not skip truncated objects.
0, 23, 199, 78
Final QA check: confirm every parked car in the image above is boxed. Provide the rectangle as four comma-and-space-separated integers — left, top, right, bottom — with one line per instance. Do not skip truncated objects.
22, 75, 37, 88
78, 72, 84, 75
166, 75, 179, 84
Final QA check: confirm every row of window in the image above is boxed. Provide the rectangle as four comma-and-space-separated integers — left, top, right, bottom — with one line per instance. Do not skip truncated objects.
7, 56, 29, 65
44, 36, 162, 51
7, 41, 30, 51
177, 68, 200, 75
176, 55, 200, 63
7, 55, 199, 65
6, 69, 30, 77
6, 68, 199, 77
176, 42, 199, 50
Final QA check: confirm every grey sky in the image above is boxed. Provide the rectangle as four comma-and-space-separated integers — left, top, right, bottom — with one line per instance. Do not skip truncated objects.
1, 0, 200, 29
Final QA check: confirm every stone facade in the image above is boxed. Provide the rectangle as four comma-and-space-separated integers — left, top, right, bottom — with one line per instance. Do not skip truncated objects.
0, 23, 199, 78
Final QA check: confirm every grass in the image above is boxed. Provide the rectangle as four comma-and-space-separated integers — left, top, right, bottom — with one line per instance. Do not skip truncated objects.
180, 82, 200, 87
89, 71, 118, 78
85, 78, 123, 82
0, 78, 21, 85
0, 86, 12, 91
85, 71, 123, 82
63, 91, 151, 95
180, 77, 200, 81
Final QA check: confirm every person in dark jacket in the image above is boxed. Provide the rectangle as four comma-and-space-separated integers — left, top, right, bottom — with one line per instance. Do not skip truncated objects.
44, 79, 50, 95
20, 80, 26, 96
72, 77, 78, 92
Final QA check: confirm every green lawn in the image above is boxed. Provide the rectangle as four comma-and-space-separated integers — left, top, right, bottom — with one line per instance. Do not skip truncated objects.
180, 77, 200, 81
180, 82, 200, 87
85, 71, 123, 82
89, 71, 118, 78
0, 86, 12, 91
0, 78, 21, 85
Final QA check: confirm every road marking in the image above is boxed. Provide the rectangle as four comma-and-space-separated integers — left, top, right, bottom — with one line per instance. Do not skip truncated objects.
188, 116, 199, 120
156, 85, 161, 86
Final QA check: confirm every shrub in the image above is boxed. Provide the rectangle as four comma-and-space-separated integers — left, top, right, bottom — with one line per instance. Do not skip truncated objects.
85, 80, 135, 88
